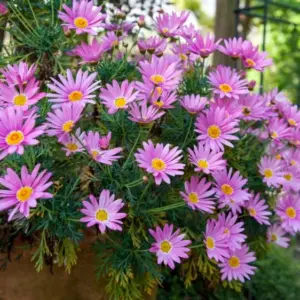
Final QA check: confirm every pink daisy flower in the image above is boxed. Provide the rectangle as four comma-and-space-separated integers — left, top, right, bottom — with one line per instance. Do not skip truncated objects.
135, 140, 185, 185
99, 80, 139, 114
179, 95, 207, 115
204, 219, 229, 262
102, 22, 134, 34
267, 224, 290, 248
0, 164, 53, 220
208, 66, 248, 99
219, 244, 256, 282
58, 0, 106, 35
138, 56, 182, 92
195, 107, 239, 152
85, 131, 122, 165
0, 79, 45, 110
155, 11, 189, 37
283, 104, 300, 128
0, 2, 8, 16
45, 103, 84, 142
128, 102, 165, 124
258, 156, 284, 188
281, 166, 300, 192
189, 32, 221, 58
241, 41, 273, 72
1, 62, 37, 86
218, 37, 244, 59
80, 190, 126, 233
282, 148, 300, 169
0, 107, 45, 160
276, 194, 300, 233
60, 128, 86, 156
137, 36, 167, 56
180, 176, 215, 213
217, 212, 246, 250
244, 193, 271, 225
102, 31, 122, 49
267, 118, 293, 142
149, 224, 191, 269
149, 91, 177, 109
179, 23, 198, 41
98, 132, 111, 150
188, 143, 226, 174
213, 168, 250, 214
47, 69, 100, 108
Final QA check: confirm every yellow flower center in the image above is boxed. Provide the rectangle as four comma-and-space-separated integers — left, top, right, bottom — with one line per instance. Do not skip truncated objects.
68, 90, 83, 102
153, 100, 164, 108
91, 150, 100, 159
13, 94, 27, 106
275, 154, 281, 160
228, 256, 240, 268
151, 74, 165, 85
242, 106, 251, 116
156, 87, 163, 95
291, 160, 296, 166
288, 118, 297, 127
224, 228, 230, 234
248, 207, 257, 217
66, 143, 78, 151
114, 97, 127, 108
263, 168, 273, 178
151, 158, 166, 171
221, 184, 234, 195
179, 53, 187, 61
160, 240, 172, 253
16, 186, 33, 202
207, 125, 221, 139
162, 28, 169, 34
284, 173, 292, 181
286, 207, 296, 219
206, 237, 215, 249
219, 83, 232, 93
74, 17, 88, 29
197, 159, 209, 169
270, 233, 277, 242
245, 58, 256, 68
62, 120, 74, 133
6, 130, 24, 146
271, 131, 278, 139
96, 209, 108, 221
188, 192, 199, 204
111, 40, 119, 47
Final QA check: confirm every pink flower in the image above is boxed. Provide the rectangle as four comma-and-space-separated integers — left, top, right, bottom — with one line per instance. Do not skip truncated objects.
258, 156, 284, 188
204, 219, 229, 262
281, 166, 300, 192
99, 80, 139, 114
60, 128, 86, 156
102, 31, 122, 49
58, 0, 106, 35
276, 194, 300, 233
47, 69, 100, 108
213, 168, 250, 214
283, 104, 300, 128
0, 79, 45, 110
102, 22, 134, 34
180, 95, 207, 115
128, 102, 165, 124
0, 164, 53, 220
188, 143, 226, 174
180, 176, 215, 213
267, 118, 293, 142
149, 91, 177, 109
218, 37, 244, 59
189, 32, 221, 58
219, 244, 256, 282
149, 224, 191, 269
135, 140, 185, 185
80, 190, 126, 233
46, 103, 83, 141
0, 107, 45, 160
217, 212, 246, 250
155, 11, 189, 37
195, 107, 239, 152
0, 3, 8, 16
244, 193, 271, 225
282, 148, 300, 169
138, 56, 182, 92
179, 23, 198, 41
99, 132, 111, 150
85, 131, 122, 165
0, 62, 36, 86
241, 41, 272, 72
137, 36, 167, 56
267, 224, 290, 248
208, 66, 248, 99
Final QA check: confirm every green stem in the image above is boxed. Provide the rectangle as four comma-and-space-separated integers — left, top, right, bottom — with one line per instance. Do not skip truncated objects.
123, 127, 142, 169
182, 116, 194, 149
126, 178, 144, 188
190, 244, 204, 249
27, 0, 40, 29
147, 201, 185, 213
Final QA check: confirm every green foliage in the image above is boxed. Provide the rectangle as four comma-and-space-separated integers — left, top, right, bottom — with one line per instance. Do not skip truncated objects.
57, 238, 78, 274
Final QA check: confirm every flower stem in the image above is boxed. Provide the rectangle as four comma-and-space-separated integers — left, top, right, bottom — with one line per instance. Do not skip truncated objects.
182, 116, 194, 149
147, 201, 185, 213
190, 243, 204, 249
123, 127, 142, 169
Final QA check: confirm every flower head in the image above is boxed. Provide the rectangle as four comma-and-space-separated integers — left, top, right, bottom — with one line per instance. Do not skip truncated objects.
135, 140, 185, 185
208, 66, 248, 99
281, 166, 300, 192
0, 164, 53, 220
180, 95, 207, 115
0, 107, 45, 160
98, 132, 112, 150
80, 190, 126, 233
149, 91, 177, 109
283, 104, 300, 128
149, 224, 191, 269
137, 36, 167, 56
58, 0, 106, 35
179, 23, 198, 41
267, 224, 290, 248
267, 118, 293, 142
180, 176, 215, 213
218, 37, 244, 59
100, 80, 139, 114
219, 245, 256, 282
128, 102, 165, 124
47, 69, 100, 108
60, 128, 86, 156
